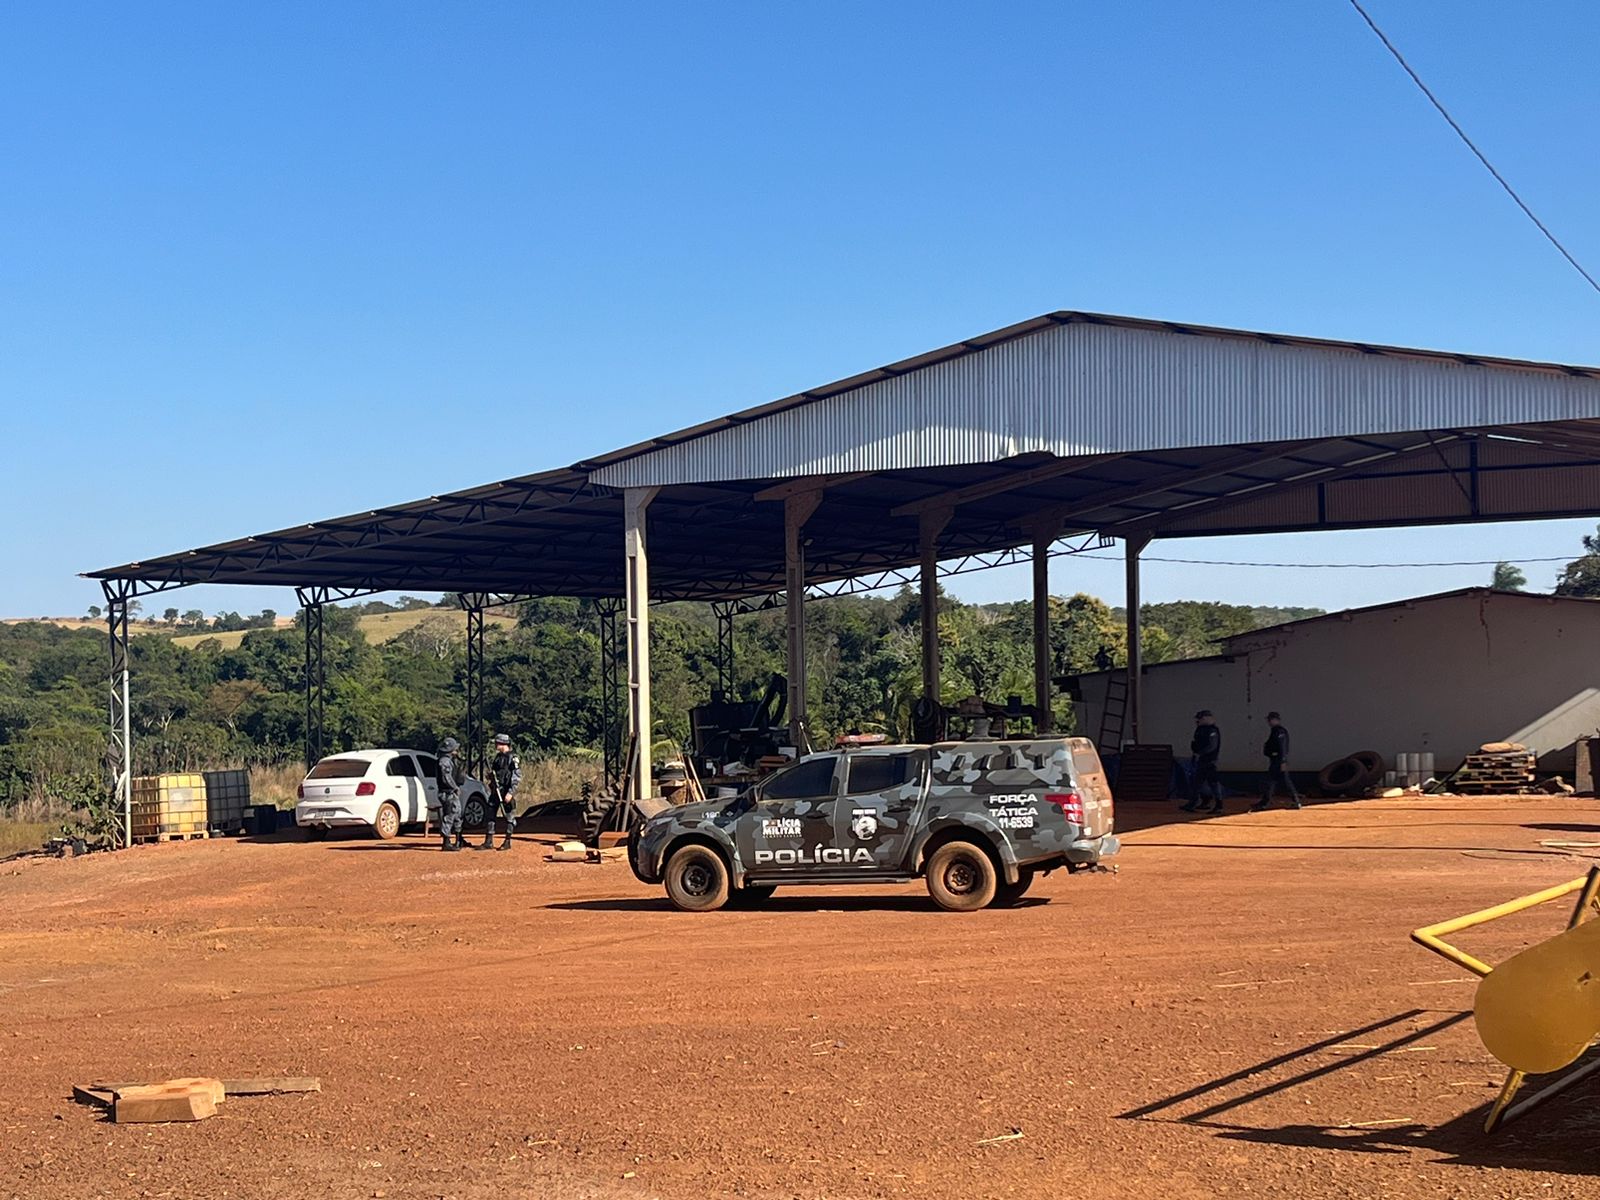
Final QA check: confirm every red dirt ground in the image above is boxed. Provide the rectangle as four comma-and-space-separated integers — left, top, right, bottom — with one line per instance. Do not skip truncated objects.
1, 795, 1597, 1199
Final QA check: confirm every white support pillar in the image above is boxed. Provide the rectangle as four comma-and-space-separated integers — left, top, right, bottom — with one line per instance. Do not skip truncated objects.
784, 490, 823, 750
919, 508, 952, 706
1124, 534, 1151, 743
624, 486, 659, 802
1031, 530, 1053, 734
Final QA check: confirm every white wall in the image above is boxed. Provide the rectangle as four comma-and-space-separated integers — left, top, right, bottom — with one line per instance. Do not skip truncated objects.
1075, 592, 1600, 775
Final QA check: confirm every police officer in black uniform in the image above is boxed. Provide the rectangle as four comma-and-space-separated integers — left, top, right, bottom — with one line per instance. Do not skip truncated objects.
1181, 710, 1224, 814
437, 736, 466, 851
1252, 711, 1301, 811
479, 732, 521, 851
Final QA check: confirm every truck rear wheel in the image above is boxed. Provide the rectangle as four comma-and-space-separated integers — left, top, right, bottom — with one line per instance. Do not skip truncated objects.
991, 867, 1035, 908
664, 844, 730, 913
925, 840, 998, 912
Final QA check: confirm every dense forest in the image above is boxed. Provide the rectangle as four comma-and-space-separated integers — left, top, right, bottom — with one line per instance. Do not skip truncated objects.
0, 591, 1324, 811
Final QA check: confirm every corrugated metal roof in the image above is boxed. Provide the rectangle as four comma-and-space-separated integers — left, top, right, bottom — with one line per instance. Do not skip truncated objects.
581, 312, 1600, 488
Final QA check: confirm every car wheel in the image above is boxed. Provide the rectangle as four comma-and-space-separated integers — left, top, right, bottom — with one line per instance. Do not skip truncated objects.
991, 867, 1036, 908
373, 802, 401, 841
729, 883, 777, 907
925, 840, 998, 912
305, 826, 329, 841
461, 792, 488, 831
664, 844, 730, 913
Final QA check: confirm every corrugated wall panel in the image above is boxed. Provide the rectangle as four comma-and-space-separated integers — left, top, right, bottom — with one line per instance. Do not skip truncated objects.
590, 322, 1600, 487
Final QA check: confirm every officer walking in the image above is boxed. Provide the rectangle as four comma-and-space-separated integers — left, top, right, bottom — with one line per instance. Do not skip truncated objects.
1252, 711, 1301, 811
479, 733, 521, 851
1181, 710, 1224, 814
437, 736, 466, 851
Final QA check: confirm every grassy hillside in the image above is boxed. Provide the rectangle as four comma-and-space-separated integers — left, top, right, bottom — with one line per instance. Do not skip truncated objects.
166, 607, 519, 649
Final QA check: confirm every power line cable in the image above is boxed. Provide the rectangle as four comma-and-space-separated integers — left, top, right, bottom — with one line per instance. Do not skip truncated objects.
1346, 0, 1600, 295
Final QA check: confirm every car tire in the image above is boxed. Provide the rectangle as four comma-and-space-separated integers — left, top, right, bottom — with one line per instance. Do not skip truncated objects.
925, 840, 998, 912
460, 792, 488, 832
373, 802, 401, 841
663, 844, 731, 913
991, 868, 1036, 908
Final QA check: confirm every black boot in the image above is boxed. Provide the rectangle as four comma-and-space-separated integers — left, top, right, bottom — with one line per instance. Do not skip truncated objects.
441, 834, 457, 852
475, 826, 495, 850
497, 831, 512, 851
453, 833, 466, 850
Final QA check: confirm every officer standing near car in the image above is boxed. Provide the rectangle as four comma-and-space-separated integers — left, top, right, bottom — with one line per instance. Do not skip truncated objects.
479, 733, 521, 851
437, 736, 466, 851
1181, 710, 1224, 814
1252, 711, 1301, 811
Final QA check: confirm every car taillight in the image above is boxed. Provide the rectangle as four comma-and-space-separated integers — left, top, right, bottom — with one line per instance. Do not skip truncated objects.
356, 782, 376, 797
1046, 791, 1085, 824
297, 783, 304, 799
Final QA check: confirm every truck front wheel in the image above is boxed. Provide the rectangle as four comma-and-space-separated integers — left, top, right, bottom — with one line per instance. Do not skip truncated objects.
925, 840, 998, 912
664, 844, 731, 913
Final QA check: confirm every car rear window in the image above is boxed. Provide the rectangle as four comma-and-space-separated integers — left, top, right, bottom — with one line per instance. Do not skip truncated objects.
762, 756, 838, 800
845, 753, 916, 795
306, 758, 371, 780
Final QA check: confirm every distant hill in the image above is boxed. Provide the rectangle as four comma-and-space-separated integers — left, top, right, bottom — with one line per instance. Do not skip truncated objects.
2, 608, 516, 650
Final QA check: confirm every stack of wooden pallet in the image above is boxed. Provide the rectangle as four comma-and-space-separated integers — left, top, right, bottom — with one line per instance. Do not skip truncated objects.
1451, 747, 1538, 794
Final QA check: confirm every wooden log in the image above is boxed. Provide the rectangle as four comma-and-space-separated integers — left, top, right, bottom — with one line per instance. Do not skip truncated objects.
114, 1080, 220, 1124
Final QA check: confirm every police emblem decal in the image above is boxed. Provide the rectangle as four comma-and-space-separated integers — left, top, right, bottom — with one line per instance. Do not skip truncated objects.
850, 809, 878, 840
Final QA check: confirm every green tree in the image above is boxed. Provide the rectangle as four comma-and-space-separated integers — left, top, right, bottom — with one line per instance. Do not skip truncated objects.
1491, 562, 1526, 592
1555, 525, 1600, 597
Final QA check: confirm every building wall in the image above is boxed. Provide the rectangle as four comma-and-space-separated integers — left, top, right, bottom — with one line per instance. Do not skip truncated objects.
1075, 592, 1600, 776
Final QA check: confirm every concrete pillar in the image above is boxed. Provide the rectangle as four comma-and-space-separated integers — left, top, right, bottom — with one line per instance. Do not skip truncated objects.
624, 486, 659, 802
1124, 534, 1151, 743
1032, 531, 1053, 734
784, 491, 823, 750
919, 508, 952, 705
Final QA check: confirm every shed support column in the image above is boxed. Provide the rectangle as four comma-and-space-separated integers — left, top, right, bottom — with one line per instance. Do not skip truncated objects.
597, 597, 623, 793
1031, 531, 1053, 734
624, 487, 659, 802
1124, 535, 1151, 744
462, 596, 486, 779
919, 508, 952, 709
712, 601, 736, 700
784, 491, 823, 751
296, 589, 326, 770
104, 584, 134, 848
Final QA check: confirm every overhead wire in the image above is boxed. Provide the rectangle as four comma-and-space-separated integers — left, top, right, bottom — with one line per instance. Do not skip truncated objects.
1345, 0, 1600, 295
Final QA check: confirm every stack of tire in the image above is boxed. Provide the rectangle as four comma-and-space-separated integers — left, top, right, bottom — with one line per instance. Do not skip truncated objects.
1317, 750, 1385, 798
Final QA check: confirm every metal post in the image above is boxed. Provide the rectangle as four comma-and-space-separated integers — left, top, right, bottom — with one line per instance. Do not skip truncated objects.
464, 599, 485, 779
1032, 530, 1053, 733
1124, 534, 1150, 744
624, 487, 659, 802
296, 589, 326, 769
919, 508, 952, 706
784, 491, 823, 748
597, 596, 623, 792
103, 583, 134, 848
712, 601, 736, 700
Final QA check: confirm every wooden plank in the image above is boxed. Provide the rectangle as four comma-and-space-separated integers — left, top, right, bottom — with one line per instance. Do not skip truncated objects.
114, 1080, 221, 1124
72, 1085, 115, 1108
91, 1075, 321, 1097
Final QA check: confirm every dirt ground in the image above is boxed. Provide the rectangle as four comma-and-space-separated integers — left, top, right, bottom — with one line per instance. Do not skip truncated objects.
2, 795, 1598, 1200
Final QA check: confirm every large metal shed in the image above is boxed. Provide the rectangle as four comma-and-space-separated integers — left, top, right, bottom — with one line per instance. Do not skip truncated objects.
88, 311, 1600, 842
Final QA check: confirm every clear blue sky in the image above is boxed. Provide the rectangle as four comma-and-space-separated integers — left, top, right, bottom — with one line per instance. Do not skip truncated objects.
2, 1, 1597, 619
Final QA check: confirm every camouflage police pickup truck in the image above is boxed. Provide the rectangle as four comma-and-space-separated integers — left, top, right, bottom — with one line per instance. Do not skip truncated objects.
630, 736, 1119, 912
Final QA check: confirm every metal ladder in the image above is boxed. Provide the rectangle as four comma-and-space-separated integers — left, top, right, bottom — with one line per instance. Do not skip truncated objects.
1097, 672, 1128, 754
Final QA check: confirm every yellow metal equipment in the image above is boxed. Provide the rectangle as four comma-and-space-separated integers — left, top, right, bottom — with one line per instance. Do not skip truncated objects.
1411, 866, 1600, 1132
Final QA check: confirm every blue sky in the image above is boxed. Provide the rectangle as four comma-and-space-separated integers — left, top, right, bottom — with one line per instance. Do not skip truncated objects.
2, 1, 1597, 619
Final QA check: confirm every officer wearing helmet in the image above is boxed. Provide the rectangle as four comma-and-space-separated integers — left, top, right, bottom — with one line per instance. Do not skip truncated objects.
437, 735, 466, 851
479, 733, 521, 851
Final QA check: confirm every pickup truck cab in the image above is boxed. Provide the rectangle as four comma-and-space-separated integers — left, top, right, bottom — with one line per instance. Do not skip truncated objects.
631, 736, 1119, 912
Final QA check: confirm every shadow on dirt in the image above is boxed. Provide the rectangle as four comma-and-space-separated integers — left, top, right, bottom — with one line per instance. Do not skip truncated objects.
547, 894, 1051, 914
1119, 1007, 1600, 1175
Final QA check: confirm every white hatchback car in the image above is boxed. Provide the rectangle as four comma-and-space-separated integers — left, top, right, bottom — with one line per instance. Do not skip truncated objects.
294, 749, 487, 839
